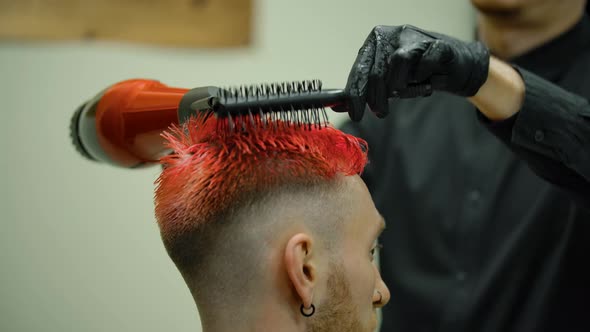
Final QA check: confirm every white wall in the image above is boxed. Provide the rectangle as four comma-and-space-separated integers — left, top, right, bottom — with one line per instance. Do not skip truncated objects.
0, 1, 474, 331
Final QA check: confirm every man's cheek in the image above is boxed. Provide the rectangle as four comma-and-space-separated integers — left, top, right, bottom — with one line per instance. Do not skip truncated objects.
346, 253, 375, 298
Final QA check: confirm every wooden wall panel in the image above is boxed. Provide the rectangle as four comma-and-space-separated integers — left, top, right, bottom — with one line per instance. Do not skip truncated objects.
0, 0, 252, 47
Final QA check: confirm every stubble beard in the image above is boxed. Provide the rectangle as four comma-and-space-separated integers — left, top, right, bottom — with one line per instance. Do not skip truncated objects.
306, 264, 373, 332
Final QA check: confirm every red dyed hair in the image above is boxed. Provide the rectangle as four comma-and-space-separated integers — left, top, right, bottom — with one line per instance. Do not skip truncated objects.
154, 114, 368, 258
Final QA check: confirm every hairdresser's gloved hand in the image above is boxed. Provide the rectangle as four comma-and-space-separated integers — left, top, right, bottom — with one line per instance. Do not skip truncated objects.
343, 24, 490, 121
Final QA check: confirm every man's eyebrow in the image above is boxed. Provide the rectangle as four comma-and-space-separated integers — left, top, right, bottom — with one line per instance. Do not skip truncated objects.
377, 214, 386, 235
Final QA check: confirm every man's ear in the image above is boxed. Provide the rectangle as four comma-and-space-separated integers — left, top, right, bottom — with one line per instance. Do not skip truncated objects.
284, 233, 316, 308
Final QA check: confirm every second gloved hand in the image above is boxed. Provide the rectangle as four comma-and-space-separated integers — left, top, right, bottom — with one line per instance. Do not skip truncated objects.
344, 25, 490, 121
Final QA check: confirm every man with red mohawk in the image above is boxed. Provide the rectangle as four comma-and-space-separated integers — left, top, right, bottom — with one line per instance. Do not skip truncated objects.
154, 115, 390, 332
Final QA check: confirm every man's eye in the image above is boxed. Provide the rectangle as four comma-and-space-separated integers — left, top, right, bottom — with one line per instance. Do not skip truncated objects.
370, 243, 383, 260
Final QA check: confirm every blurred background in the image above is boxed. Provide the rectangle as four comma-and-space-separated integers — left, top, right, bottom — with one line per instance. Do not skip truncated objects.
0, 0, 474, 331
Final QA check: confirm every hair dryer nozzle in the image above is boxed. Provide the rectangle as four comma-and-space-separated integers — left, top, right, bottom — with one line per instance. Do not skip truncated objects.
70, 101, 97, 162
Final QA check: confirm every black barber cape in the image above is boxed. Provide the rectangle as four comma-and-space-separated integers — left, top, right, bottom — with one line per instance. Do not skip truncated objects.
342, 15, 590, 332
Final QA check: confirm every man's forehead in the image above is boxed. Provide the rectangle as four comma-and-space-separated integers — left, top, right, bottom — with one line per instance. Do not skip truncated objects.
340, 175, 385, 231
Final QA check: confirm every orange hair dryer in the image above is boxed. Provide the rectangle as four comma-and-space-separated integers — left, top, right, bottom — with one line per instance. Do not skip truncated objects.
70, 79, 221, 168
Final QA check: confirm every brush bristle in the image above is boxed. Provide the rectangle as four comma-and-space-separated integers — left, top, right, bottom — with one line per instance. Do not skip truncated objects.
215, 107, 329, 134
212, 80, 330, 132
218, 80, 323, 100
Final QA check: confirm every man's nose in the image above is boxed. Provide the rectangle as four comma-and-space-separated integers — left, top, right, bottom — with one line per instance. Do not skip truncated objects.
373, 277, 391, 307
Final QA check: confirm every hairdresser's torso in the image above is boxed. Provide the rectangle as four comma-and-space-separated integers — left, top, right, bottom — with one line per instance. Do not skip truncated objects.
343, 14, 590, 332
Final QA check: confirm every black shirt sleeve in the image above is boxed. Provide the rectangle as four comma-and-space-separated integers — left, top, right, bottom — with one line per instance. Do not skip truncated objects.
479, 66, 590, 205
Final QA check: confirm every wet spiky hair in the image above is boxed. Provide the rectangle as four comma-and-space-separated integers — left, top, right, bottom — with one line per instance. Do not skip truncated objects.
154, 114, 368, 269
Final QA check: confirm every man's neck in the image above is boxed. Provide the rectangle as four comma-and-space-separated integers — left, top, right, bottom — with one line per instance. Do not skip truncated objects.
202, 321, 300, 332
200, 303, 303, 332
476, 2, 585, 60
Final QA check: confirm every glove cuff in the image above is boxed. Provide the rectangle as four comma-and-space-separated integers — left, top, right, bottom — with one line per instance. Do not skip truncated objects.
463, 41, 490, 96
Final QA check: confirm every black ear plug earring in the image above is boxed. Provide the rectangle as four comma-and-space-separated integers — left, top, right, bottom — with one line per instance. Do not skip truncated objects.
300, 304, 316, 317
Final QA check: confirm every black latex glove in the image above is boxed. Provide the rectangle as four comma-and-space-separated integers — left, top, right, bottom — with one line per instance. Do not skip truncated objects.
343, 25, 490, 121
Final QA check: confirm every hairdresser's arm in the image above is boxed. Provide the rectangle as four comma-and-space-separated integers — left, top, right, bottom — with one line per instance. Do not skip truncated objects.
468, 57, 525, 121
344, 24, 590, 205
469, 58, 590, 204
